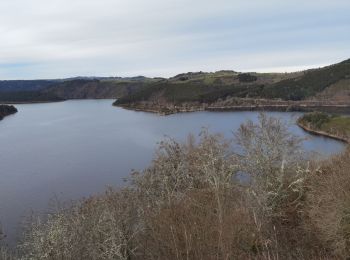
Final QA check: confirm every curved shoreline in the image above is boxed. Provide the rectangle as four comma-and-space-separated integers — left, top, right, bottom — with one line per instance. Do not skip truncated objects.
119, 102, 350, 145
297, 121, 349, 144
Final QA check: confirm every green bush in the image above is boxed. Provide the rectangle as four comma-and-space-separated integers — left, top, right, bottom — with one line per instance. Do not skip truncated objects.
299, 112, 331, 128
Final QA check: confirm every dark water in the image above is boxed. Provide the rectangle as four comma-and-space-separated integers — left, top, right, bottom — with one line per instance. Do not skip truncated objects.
0, 100, 345, 244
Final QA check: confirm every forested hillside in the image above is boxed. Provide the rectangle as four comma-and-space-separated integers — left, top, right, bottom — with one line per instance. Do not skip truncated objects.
263, 58, 350, 100
1, 59, 349, 105
43, 78, 160, 99
115, 59, 350, 106
0, 91, 64, 103
0, 77, 159, 102
0, 80, 57, 92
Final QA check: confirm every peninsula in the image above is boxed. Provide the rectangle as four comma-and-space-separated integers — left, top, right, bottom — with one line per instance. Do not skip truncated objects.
298, 112, 350, 143
0, 105, 17, 120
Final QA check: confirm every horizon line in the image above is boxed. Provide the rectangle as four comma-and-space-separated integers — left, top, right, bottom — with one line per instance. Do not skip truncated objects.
0, 57, 347, 81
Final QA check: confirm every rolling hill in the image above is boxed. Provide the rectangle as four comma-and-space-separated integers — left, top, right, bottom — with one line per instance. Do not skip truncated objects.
114, 59, 350, 107
0, 59, 349, 107
114, 59, 350, 111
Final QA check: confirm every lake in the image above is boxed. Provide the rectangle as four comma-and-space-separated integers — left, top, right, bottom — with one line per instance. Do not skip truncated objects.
0, 99, 345, 244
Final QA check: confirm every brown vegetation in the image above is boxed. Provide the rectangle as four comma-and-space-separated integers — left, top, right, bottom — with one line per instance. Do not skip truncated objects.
1, 114, 350, 259
306, 148, 350, 256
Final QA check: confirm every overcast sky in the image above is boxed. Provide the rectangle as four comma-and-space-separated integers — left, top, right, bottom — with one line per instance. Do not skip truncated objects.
0, 0, 349, 79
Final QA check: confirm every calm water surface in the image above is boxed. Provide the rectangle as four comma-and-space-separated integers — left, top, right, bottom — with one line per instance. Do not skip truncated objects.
0, 100, 345, 243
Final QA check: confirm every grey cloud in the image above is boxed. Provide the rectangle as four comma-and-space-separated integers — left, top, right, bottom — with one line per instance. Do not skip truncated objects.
0, 0, 349, 79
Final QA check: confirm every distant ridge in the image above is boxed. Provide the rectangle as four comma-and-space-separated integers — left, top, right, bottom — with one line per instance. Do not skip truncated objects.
0, 58, 349, 104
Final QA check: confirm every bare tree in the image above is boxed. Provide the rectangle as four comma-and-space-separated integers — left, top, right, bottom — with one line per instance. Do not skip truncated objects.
14, 113, 330, 259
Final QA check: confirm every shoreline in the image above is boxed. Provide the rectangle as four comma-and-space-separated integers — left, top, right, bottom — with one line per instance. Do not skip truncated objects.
118, 105, 205, 115
115, 103, 350, 116
118, 102, 350, 144
297, 121, 349, 144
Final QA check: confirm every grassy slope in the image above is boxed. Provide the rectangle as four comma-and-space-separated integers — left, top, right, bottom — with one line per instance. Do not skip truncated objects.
114, 71, 299, 105
115, 58, 350, 105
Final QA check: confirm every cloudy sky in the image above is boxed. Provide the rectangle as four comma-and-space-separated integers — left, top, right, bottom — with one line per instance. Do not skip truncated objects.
0, 0, 349, 79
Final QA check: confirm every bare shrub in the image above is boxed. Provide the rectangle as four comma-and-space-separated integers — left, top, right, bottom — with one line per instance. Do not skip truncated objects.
138, 188, 259, 260
18, 129, 243, 260
233, 113, 311, 257
306, 148, 350, 258
131, 130, 238, 211
0, 226, 15, 260
131, 130, 242, 259
234, 113, 306, 214
0, 247, 15, 260
13, 113, 336, 259
19, 188, 141, 260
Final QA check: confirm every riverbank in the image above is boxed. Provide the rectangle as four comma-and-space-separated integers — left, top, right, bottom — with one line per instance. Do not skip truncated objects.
297, 121, 349, 143
297, 112, 350, 144
115, 99, 350, 115
0, 105, 17, 120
